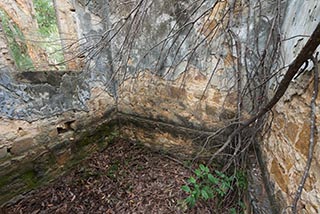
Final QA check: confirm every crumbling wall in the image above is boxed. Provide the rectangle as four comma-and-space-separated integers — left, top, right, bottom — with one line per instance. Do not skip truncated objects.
263, 71, 320, 213
0, 0, 118, 204
261, 0, 320, 212
0, 85, 116, 204
0, 0, 238, 204
0, 0, 319, 212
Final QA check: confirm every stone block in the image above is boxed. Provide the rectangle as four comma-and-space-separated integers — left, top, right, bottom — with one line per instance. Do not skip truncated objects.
11, 155, 27, 163
11, 136, 36, 155
70, 120, 82, 131
56, 149, 72, 166
0, 160, 13, 177
0, 146, 8, 159
48, 128, 58, 139
0, 160, 11, 169
270, 159, 289, 193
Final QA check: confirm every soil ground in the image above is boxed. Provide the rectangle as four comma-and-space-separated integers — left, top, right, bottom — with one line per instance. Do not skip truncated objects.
3, 138, 221, 214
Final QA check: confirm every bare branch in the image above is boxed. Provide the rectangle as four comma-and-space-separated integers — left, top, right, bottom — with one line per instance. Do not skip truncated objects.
291, 55, 319, 214
208, 22, 320, 164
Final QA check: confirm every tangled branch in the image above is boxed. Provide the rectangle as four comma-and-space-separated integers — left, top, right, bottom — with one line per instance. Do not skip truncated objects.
208, 22, 320, 164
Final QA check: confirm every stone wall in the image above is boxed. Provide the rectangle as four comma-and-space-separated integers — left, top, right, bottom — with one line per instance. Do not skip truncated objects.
262, 66, 320, 213
1, 0, 320, 212
0, 70, 236, 205
0, 0, 239, 204
0, 87, 116, 204
259, 1, 320, 213
119, 70, 237, 129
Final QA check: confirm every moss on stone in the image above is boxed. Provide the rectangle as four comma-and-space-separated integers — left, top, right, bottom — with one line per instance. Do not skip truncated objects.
76, 121, 118, 148
0, 120, 119, 206
21, 170, 37, 188
0, 174, 10, 190
0, 166, 44, 205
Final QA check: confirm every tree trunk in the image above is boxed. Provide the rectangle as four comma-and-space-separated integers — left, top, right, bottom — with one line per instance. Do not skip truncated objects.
0, 0, 49, 70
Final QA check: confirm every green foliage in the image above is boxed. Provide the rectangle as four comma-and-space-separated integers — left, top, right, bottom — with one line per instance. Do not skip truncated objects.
34, 0, 66, 69
0, 1, 65, 70
235, 170, 248, 190
34, 0, 58, 36
107, 160, 120, 180
106, 130, 120, 144
0, 10, 34, 70
181, 164, 247, 213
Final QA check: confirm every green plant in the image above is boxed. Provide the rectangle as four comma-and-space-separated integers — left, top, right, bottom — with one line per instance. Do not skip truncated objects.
34, 0, 66, 69
107, 130, 120, 143
34, 0, 58, 36
235, 170, 248, 191
0, 10, 34, 70
107, 160, 120, 180
0, 1, 64, 70
182, 164, 234, 207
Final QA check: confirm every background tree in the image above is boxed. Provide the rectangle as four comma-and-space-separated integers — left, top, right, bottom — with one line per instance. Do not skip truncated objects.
0, 17, 16, 70
0, 0, 51, 70
0, 11, 34, 70
53, 0, 82, 70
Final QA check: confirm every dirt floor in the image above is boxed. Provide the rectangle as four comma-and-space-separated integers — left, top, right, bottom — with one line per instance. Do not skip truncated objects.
3, 138, 221, 214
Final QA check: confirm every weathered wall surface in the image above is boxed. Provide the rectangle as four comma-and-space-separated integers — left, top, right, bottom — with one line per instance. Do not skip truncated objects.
0, 0, 319, 212
113, 0, 251, 158
0, 0, 238, 204
117, 70, 237, 157
260, 0, 320, 213
263, 71, 320, 213
0, 0, 119, 204
53, 0, 83, 70
281, 0, 320, 70
0, 86, 116, 204
119, 71, 236, 129
0, 0, 118, 122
